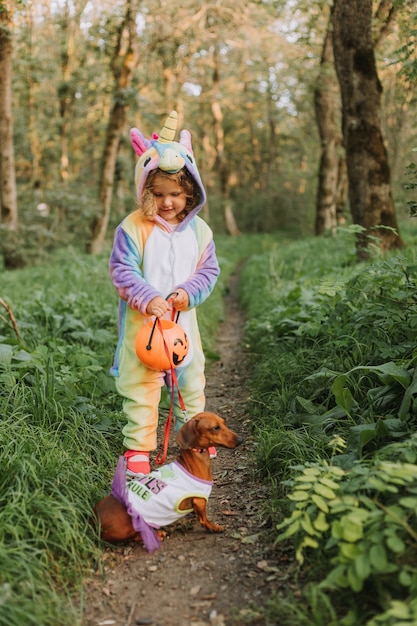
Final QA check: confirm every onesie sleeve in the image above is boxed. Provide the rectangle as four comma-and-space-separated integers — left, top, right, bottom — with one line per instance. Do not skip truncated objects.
109, 224, 160, 315
175, 237, 220, 309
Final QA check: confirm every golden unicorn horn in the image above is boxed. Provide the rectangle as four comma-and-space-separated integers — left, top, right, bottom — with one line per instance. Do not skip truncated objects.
158, 111, 178, 143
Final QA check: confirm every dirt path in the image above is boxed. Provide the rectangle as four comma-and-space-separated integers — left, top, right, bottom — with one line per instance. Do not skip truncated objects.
81, 274, 279, 626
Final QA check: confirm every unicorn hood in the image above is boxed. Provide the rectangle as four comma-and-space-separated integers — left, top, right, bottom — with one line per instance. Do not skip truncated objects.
130, 111, 206, 229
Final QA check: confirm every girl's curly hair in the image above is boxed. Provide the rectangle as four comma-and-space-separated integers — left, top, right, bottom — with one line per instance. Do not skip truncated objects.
140, 168, 201, 221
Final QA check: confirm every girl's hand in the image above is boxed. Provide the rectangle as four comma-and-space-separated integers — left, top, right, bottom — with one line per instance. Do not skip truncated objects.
169, 289, 189, 312
146, 296, 170, 317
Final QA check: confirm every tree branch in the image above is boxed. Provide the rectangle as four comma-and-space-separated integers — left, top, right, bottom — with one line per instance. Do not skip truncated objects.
0, 297, 22, 342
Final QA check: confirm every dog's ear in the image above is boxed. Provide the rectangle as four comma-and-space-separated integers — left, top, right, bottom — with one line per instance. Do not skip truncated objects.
177, 418, 200, 449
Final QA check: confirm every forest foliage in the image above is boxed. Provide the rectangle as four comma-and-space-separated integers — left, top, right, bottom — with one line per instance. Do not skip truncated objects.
241, 222, 417, 625
1, 0, 416, 266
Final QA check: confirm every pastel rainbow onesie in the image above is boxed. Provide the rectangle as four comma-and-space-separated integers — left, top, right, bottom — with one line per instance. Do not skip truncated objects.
109, 112, 220, 453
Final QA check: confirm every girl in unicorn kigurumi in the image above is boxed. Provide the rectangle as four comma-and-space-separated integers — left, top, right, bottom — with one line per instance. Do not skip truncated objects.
109, 111, 220, 476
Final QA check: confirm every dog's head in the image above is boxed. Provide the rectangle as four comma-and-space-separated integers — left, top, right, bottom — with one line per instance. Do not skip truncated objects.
177, 411, 241, 451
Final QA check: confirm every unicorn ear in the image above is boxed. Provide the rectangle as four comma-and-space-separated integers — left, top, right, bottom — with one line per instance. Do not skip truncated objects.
179, 129, 193, 154
130, 128, 152, 156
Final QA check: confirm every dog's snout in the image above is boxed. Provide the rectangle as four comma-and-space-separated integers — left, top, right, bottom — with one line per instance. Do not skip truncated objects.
221, 427, 242, 449
231, 434, 243, 449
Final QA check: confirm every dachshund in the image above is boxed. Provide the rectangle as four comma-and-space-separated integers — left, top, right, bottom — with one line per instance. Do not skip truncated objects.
93, 412, 241, 552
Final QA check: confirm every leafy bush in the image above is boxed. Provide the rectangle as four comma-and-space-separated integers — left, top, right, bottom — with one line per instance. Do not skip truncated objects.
239, 223, 417, 625
276, 446, 417, 625
242, 231, 417, 472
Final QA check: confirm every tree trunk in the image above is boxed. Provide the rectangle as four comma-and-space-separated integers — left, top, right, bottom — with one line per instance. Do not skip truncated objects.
0, 2, 18, 230
57, 1, 87, 182
88, 103, 127, 254
332, 0, 404, 260
211, 48, 240, 237
24, 4, 43, 188
87, 0, 139, 255
314, 8, 344, 236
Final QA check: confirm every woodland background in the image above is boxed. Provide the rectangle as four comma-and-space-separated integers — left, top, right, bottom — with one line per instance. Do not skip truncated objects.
0, 0, 416, 267
2, 2, 417, 625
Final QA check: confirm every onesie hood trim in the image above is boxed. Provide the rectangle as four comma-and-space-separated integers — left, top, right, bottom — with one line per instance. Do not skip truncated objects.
130, 111, 206, 230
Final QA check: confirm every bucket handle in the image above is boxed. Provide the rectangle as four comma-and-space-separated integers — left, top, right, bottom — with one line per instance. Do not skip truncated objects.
146, 292, 180, 351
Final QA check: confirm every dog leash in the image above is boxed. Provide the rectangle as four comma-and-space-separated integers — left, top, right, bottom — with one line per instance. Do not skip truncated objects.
155, 303, 188, 466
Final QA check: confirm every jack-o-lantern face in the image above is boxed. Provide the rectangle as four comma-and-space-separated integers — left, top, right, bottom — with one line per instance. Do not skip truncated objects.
172, 334, 189, 365
136, 319, 189, 370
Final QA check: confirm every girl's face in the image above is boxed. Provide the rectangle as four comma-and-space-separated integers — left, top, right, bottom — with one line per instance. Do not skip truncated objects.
151, 173, 187, 224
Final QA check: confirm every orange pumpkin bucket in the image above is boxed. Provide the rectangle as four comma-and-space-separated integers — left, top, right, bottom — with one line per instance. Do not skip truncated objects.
135, 318, 189, 371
